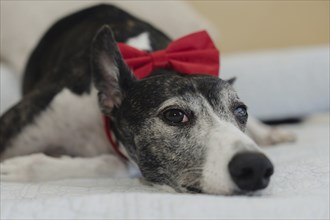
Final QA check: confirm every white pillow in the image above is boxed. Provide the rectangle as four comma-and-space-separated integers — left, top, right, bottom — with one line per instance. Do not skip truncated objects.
0, 64, 20, 115
221, 45, 330, 120
0, 1, 218, 75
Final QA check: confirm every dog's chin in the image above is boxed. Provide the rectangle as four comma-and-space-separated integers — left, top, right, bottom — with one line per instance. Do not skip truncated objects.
142, 179, 266, 196
182, 186, 266, 196
150, 183, 204, 195
157, 183, 237, 196
180, 185, 236, 196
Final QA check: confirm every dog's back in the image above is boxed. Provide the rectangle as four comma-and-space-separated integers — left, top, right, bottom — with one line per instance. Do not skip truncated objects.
23, 4, 170, 95
0, 4, 170, 158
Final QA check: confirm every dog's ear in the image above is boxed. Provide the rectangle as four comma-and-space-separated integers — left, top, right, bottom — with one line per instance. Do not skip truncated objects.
91, 25, 135, 114
226, 77, 237, 85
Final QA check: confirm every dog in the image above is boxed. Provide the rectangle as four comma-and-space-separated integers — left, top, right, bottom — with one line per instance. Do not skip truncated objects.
0, 4, 295, 195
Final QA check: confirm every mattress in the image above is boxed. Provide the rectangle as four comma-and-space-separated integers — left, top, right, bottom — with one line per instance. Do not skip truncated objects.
1, 114, 329, 219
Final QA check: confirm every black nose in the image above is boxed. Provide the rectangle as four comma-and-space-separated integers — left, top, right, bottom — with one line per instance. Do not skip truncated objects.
228, 152, 274, 191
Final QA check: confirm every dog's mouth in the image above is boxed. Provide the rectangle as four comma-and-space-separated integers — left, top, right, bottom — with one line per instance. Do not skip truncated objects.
185, 186, 203, 194
181, 185, 266, 196
180, 184, 203, 194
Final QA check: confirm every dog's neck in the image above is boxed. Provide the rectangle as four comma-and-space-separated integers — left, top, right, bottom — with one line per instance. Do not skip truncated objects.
104, 116, 130, 161
101, 32, 152, 161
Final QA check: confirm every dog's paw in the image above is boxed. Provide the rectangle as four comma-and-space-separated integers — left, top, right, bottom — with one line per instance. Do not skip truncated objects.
0, 153, 53, 182
255, 127, 296, 146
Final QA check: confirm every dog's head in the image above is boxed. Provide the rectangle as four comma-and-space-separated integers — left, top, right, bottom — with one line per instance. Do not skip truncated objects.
92, 26, 274, 195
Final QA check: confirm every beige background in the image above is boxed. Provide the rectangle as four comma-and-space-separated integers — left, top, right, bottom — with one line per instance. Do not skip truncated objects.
187, 0, 329, 54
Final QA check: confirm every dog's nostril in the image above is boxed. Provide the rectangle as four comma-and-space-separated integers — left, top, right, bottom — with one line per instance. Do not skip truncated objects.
228, 152, 274, 191
264, 167, 274, 178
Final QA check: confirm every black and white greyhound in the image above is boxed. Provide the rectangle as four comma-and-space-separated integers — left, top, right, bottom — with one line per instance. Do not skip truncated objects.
0, 4, 295, 195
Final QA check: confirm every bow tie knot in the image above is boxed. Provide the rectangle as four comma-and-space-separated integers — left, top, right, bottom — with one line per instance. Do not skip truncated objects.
150, 50, 169, 69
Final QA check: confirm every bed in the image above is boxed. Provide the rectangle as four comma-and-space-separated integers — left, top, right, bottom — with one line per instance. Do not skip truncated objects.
1, 44, 329, 219
1, 114, 329, 219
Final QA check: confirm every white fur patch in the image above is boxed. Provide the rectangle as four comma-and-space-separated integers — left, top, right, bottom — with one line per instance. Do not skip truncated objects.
202, 120, 261, 194
126, 32, 151, 51
1, 88, 111, 160
198, 100, 262, 195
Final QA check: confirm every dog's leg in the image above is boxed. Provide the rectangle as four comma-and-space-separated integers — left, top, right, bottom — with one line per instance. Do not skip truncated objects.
1, 87, 109, 161
0, 153, 128, 182
0, 87, 61, 160
247, 116, 296, 146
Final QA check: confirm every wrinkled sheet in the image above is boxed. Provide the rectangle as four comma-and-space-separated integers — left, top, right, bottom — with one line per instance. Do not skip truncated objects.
1, 115, 329, 219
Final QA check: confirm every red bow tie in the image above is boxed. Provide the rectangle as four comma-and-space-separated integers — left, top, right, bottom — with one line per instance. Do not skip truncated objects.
105, 31, 220, 161
118, 30, 220, 79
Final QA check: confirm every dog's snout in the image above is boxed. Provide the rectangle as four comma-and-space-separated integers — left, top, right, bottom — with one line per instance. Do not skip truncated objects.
228, 152, 274, 191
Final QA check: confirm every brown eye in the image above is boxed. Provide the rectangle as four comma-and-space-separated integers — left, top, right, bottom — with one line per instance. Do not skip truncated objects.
163, 109, 189, 124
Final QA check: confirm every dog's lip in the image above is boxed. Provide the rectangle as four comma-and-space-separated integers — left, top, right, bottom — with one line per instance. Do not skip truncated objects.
186, 186, 203, 194
180, 185, 203, 194
182, 187, 263, 196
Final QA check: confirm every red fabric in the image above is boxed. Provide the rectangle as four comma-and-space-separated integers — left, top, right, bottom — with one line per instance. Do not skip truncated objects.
104, 30, 220, 160
104, 116, 128, 160
118, 30, 220, 79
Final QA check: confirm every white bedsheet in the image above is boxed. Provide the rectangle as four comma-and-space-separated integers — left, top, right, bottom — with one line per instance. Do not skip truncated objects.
1, 115, 329, 219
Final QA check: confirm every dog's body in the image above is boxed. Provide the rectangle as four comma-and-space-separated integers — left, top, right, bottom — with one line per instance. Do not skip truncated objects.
0, 5, 294, 195
1, 5, 167, 160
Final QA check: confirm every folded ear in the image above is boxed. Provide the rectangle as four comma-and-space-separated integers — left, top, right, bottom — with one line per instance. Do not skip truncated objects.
226, 77, 237, 85
91, 25, 135, 114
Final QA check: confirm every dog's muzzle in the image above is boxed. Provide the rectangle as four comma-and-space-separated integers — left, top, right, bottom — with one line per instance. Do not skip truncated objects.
228, 152, 274, 191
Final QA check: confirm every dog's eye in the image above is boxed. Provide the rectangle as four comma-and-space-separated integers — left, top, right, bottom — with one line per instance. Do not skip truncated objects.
234, 106, 247, 117
234, 105, 248, 122
163, 109, 189, 124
